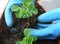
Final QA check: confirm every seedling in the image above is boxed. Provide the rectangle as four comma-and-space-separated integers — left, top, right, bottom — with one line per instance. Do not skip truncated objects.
16, 28, 37, 44
11, 0, 38, 44
11, 0, 38, 19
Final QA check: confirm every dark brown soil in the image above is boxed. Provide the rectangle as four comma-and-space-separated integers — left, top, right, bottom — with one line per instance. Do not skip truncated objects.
0, 1, 58, 44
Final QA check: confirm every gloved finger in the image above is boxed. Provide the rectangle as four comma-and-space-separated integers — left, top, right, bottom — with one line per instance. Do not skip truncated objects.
37, 20, 60, 28
30, 22, 60, 39
5, 9, 13, 27
37, 23, 52, 28
38, 23, 59, 39
53, 20, 60, 24
4, 0, 23, 27
38, 8, 60, 22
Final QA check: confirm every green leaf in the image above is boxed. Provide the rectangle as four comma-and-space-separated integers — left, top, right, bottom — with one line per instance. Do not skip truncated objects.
32, 36, 37, 41
32, 9, 38, 14
15, 11, 22, 18
15, 8, 23, 18
29, 4, 34, 10
24, 28, 31, 36
11, 5, 20, 12
16, 41, 21, 44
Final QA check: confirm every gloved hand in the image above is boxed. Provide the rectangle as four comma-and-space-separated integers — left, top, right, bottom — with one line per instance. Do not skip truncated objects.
30, 8, 60, 39
4, 0, 23, 27
4, 0, 35, 28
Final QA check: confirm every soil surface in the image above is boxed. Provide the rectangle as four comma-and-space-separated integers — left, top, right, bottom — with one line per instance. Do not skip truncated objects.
0, 1, 58, 44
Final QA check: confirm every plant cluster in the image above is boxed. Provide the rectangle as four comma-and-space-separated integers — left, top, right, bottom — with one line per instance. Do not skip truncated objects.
11, 0, 38, 44
16, 28, 37, 44
11, 0, 38, 18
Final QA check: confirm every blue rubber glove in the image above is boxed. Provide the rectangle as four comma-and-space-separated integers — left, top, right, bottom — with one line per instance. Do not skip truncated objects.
4, 0, 35, 28
4, 0, 23, 27
30, 8, 60, 39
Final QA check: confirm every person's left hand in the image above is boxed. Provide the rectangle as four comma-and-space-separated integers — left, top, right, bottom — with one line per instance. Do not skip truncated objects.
4, 0, 35, 28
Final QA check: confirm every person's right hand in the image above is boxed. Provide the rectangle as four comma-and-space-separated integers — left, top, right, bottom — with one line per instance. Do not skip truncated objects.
4, 0, 23, 27
30, 8, 60, 39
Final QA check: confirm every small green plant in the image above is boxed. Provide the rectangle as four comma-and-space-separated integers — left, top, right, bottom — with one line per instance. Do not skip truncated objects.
11, 0, 38, 44
11, 0, 38, 18
16, 28, 37, 44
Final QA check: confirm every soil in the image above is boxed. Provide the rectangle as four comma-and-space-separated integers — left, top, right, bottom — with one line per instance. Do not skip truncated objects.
0, 1, 58, 44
